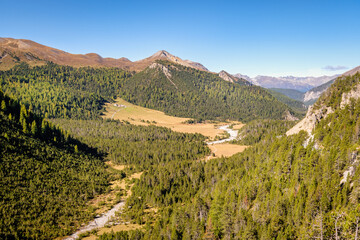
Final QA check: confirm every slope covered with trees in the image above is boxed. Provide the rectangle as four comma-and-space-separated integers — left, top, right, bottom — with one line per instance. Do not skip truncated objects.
0, 90, 110, 239
269, 88, 305, 102
0, 62, 131, 119
120, 61, 294, 122
49, 118, 210, 170
0, 62, 295, 122
268, 89, 307, 116
100, 73, 360, 239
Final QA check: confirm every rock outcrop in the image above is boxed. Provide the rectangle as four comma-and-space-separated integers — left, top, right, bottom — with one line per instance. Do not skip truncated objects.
340, 84, 360, 108
287, 79, 360, 137
148, 63, 178, 89
286, 105, 334, 136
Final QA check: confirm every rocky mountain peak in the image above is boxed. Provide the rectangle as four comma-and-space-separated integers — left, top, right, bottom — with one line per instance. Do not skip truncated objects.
219, 70, 235, 83
151, 50, 172, 59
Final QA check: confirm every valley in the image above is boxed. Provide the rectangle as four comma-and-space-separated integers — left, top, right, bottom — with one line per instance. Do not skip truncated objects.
1, 37, 360, 240
104, 98, 227, 139
104, 98, 248, 160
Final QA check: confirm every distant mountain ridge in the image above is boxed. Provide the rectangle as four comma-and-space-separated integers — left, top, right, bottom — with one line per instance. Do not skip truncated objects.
233, 73, 339, 92
218, 70, 251, 85
0, 38, 208, 72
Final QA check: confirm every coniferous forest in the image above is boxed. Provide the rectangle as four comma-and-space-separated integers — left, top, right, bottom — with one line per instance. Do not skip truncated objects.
0, 62, 294, 122
1, 58, 360, 240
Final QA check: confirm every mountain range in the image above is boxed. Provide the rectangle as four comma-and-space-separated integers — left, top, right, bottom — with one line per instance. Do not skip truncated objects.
0, 38, 208, 72
233, 73, 339, 92
3, 37, 360, 239
2, 37, 360, 118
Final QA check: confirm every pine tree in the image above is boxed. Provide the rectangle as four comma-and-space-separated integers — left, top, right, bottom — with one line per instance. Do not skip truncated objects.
31, 120, 38, 135
74, 145, 78, 153
1, 100, 6, 111
22, 120, 28, 134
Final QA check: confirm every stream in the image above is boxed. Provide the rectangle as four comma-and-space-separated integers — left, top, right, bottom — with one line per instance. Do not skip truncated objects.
65, 125, 238, 239
207, 125, 239, 145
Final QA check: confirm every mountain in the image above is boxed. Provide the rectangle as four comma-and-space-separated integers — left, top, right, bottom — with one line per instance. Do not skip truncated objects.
218, 70, 251, 85
287, 70, 360, 137
303, 78, 336, 105
267, 89, 307, 116
0, 38, 208, 72
342, 65, 360, 76
136, 50, 209, 72
296, 65, 360, 106
233, 73, 339, 92
233, 73, 252, 82
121, 71, 360, 239
269, 88, 305, 102
119, 60, 295, 122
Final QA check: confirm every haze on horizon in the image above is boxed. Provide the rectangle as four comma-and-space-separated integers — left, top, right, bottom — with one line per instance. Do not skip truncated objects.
1, 0, 360, 77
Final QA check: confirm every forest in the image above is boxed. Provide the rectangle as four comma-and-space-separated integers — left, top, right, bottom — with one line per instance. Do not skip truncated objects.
49, 118, 210, 170
2, 60, 360, 239
0, 90, 110, 239
100, 73, 360, 239
0, 62, 131, 119
119, 61, 294, 122
0, 62, 297, 123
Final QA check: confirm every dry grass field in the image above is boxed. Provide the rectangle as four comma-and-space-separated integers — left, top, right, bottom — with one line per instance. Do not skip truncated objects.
207, 143, 248, 161
104, 98, 248, 159
103, 98, 243, 139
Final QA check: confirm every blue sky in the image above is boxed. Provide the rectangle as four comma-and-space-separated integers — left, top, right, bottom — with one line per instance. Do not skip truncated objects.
2, 0, 360, 77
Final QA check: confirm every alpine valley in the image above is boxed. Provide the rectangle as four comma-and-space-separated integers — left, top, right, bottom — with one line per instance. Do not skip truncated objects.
1, 37, 360, 240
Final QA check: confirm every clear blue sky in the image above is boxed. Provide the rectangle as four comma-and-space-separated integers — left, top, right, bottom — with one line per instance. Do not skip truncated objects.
2, 0, 360, 77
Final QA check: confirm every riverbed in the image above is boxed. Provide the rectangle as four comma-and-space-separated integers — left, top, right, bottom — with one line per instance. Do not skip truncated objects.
207, 125, 238, 145
64, 201, 125, 239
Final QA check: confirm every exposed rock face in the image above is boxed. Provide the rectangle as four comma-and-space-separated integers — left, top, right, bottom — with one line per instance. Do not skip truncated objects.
340, 84, 360, 108
148, 63, 178, 89
219, 70, 236, 82
303, 90, 322, 103
287, 80, 360, 137
219, 71, 251, 85
283, 110, 299, 121
137, 50, 209, 72
286, 105, 334, 136
340, 151, 359, 185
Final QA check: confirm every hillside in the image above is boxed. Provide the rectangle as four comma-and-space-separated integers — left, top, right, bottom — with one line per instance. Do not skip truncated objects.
110, 71, 360, 240
0, 62, 296, 122
303, 78, 336, 105
0, 38, 208, 72
269, 88, 305, 102
0, 90, 109, 239
267, 89, 307, 115
218, 70, 251, 85
120, 60, 294, 122
0, 62, 131, 119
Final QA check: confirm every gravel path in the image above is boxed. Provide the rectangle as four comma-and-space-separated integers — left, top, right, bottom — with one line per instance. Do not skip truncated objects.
64, 201, 125, 239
